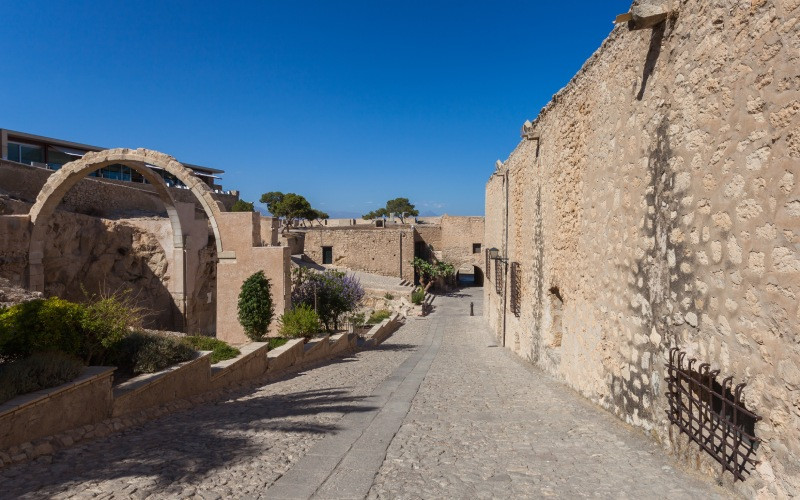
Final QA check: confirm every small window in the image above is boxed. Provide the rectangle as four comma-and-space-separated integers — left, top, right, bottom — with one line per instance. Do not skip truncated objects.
472, 243, 481, 254
322, 246, 333, 264
7, 141, 43, 165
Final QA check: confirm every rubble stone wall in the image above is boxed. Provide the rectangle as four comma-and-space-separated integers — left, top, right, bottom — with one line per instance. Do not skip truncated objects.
0, 160, 238, 217
302, 227, 416, 282
439, 215, 485, 274
484, 2, 800, 496
0, 207, 217, 333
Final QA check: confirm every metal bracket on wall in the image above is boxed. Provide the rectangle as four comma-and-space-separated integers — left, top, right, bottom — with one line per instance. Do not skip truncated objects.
665, 348, 761, 481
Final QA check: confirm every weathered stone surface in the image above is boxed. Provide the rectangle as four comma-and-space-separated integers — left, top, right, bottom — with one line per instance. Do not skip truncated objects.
484, 2, 800, 496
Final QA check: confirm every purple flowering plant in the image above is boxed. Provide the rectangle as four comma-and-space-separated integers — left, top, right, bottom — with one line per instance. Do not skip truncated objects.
291, 268, 365, 331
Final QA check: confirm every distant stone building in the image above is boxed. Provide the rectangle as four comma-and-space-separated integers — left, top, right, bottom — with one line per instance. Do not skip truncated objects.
299, 215, 485, 285
484, 1, 799, 497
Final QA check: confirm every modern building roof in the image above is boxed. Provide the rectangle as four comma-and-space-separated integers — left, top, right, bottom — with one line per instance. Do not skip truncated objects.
0, 128, 224, 175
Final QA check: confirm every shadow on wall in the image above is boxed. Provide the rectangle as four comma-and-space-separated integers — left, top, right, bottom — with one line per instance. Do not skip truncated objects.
636, 20, 668, 101
41, 212, 178, 329
2, 381, 379, 498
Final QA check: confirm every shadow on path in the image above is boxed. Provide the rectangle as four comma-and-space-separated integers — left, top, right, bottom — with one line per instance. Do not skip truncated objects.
4, 387, 379, 497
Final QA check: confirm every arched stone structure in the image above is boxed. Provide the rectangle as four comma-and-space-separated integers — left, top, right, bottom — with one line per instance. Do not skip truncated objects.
27, 148, 229, 326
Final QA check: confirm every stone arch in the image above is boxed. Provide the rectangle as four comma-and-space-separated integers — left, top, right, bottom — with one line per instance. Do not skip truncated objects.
27, 148, 229, 328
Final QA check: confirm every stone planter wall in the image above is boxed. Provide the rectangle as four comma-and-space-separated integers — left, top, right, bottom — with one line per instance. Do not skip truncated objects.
0, 331, 363, 468
0, 367, 115, 450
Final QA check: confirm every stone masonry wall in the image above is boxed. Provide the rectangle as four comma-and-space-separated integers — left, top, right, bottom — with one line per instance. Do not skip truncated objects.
484, 2, 800, 496
302, 227, 416, 282
0, 204, 217, 333
439, 215, 485, 275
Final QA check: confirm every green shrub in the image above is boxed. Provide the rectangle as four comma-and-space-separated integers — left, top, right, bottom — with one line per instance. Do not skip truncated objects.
0, 352, 85, 404
279, 304, 322, 339
237, 271, 274, 341
80, 292, 143, 364
384, 293, 394, 300
346, 312, 366, 327
411, 288, 425, 305
108, 332, 196, 375
367, 309, 392, 324
0, 298, 85, 361
268, 337, 289, 350
182, 335, 240, 363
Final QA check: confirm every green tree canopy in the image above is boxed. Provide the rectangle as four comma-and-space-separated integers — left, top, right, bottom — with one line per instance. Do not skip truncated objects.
259, 191, 328, 227
230, 199, 255, 212
363, 197, 419, 222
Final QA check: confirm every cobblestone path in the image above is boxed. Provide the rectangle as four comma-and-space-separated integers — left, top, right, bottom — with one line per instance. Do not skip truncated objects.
1, 289, 725, 499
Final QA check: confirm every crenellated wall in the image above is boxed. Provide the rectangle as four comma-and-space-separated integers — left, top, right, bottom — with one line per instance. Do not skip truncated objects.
484, 1, 800, 496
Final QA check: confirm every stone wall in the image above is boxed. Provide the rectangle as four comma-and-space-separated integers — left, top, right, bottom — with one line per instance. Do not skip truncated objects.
216, 212, 291, 344
484, 2, 799, 496
302, 226, 416, 282
439, 215, 485, 274
0, 208, 217, 332
0, 160, 238, 217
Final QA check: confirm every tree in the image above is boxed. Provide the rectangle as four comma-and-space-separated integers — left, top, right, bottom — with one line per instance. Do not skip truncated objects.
363, 197, 419, 222
259, 191, 327, 229
230, 199, 255, 212
411, 257, 455, 292
291, 269, 364, 332
237, 271, 274, 341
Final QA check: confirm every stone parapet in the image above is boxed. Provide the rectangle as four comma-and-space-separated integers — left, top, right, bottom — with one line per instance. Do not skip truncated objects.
0, 367, 115, 450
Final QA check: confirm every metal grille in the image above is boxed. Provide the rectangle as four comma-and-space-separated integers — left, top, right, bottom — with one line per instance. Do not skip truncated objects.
509, 262, 521, 317
494, 259, 503, 294
665, 348, 761, 481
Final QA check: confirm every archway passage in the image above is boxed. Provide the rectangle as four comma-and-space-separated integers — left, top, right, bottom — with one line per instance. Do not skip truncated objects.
27, 148, 228, 328
456, 265, 484, 287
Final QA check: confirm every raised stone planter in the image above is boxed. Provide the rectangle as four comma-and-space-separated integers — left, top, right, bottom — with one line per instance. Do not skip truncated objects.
363, 313, 402, 347
210, 342, 269, 391
329, 333, 357, 356
0, 366, 115, 450
302, 335, 332, 365
112, 352, 212, 417
266, 338, 305, 376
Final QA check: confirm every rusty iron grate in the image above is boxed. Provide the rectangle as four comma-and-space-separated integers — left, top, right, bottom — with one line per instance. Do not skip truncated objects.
509, 262, 521, 317
494, 259, 503, 294
665, 348, 761, 481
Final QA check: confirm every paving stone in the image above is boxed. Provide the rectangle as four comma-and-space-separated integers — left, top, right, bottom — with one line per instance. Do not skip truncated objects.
0, 289, 726, 499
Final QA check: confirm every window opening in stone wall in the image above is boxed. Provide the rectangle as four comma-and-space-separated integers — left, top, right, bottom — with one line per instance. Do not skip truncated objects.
485, 249, 491, 281
666, 348, 761, 481
549, 286, 563, 347
510, 262, 521, 317
494, 259, 503, 294
322, 246, 333, 264
473, 243, 482, 254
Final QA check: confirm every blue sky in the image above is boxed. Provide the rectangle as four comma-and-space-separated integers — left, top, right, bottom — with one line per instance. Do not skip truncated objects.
3, 1, 631, 217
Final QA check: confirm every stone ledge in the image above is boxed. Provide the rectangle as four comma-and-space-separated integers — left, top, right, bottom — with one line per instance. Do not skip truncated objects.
210, 342, 269, 390
0, 366, 115, 420
0, 366, 115, 450
112, 352, 212, 417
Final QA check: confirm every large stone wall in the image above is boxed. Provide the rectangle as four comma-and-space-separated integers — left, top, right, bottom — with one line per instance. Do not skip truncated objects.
215, 212, 291, 344
0, 207, 217, 332
439, 215, 485, 273
303, 226, 416, 282
484, 2, 799, 496
0, 160, 238, 217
